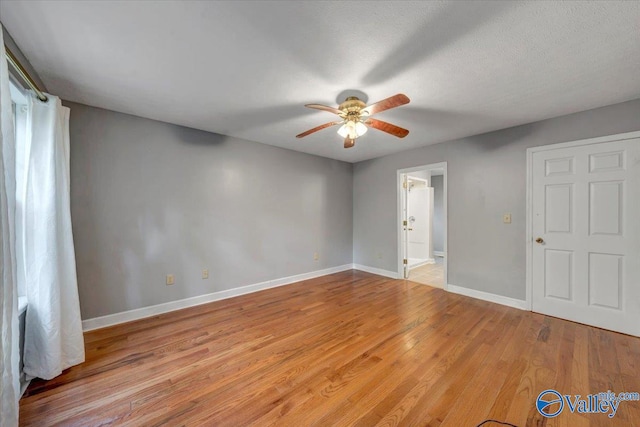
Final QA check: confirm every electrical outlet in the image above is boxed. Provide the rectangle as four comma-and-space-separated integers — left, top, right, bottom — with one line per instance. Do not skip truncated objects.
166, 274, 175, 285
202, 269, 209, 279
313, 252, 319, 261
503, 213, 512, 224
377, 252, 382, 259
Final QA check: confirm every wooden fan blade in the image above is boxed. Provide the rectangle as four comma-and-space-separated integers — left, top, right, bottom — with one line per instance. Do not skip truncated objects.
305, 104, 345, 116
361, 93, 410, 116
365, 118, 409, 138
344, 137, 355, 149
296, 121, 343, 138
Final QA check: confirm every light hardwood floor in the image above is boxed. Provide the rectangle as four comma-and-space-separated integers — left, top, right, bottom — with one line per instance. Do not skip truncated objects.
20, 270, 640, 426
409, 257, 444, 288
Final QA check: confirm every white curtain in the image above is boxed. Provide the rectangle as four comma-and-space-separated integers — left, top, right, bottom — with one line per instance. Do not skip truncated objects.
0, 29, 20, 427
20, 93, 84, 380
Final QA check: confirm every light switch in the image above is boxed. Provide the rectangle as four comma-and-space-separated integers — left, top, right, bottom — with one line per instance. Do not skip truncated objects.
503, 213, 512, 224
202, 269, 209, 279
166, 274, 175, 285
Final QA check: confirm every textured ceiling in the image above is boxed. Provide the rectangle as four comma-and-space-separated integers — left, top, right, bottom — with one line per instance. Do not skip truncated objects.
1, 1, 639, 163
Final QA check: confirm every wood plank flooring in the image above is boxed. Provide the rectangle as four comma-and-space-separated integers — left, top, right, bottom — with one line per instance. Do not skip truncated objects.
20, 270, 640, 426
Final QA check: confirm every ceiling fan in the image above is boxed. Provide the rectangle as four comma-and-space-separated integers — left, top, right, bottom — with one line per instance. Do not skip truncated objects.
296, 93, 410, 148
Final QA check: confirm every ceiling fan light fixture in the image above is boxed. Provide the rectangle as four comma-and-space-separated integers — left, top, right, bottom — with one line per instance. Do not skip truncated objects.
337, 123, 349, 138
355, 121, 368, 137
337, 121, 354, 138
337, 120, 367, 139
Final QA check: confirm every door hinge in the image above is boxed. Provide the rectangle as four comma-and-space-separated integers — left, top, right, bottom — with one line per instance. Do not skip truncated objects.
403, 259, 408, 265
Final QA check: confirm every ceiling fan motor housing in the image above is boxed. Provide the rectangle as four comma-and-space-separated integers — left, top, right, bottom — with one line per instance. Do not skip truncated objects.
340, 97, 367, 115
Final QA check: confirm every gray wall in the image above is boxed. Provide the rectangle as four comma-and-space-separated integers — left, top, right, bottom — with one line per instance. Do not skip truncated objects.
67, 102, 353, 319
353, 99, 640, 300
431, 175, 444, 253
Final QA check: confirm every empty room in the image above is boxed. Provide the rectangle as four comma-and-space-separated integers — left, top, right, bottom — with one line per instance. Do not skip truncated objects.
1, 1, 639, 426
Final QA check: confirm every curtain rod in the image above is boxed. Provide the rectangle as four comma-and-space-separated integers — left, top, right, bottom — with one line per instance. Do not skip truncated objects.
4, 45, 48, 102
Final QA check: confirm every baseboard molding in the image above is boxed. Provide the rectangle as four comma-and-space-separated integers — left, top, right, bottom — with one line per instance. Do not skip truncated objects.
83, 266, 526, 331
409, 258, 435, 269
434, 251, 444, 257
82, 264, 353, 331
352, 264, 399, 279
447, 284, 528, 310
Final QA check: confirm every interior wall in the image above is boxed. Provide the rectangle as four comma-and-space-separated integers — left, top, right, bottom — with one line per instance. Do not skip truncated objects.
431, 175, 444, 253
353, 98, 640, 300
67, 102, 353, 319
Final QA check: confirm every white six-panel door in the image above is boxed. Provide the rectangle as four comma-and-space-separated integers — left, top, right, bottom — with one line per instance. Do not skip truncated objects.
531, 136, 639, 336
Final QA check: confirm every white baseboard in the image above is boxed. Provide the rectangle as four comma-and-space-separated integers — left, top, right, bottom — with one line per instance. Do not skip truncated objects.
434, 251, 444, 257
352, 264, 400, 279
446, 284, 528, 310
82, 264, 353, 331
82, 266, 527, 331
409, 258, 435, 269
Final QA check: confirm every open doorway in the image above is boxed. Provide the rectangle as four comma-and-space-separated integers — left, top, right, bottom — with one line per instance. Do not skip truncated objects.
397, 163, 447, 288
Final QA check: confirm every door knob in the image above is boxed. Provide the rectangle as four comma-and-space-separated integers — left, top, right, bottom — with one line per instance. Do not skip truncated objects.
535, 237, 544, 244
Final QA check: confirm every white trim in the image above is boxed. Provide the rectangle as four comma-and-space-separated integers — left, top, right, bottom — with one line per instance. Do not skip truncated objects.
525, 140, 534, 311
18, 296, 28, 316
527, 130, 640, 154
397, 171, 405, 279
441, 165, 448, 291
396, 162, 448, 287
525, 130, 640, 311
20, 380, 31, 398
82, 264, 353, 331
408, 258, 435, 269
433, 251, 445, 257
9, 78, 28, 105
353, 264, 399, 279
447, 284, 528, 310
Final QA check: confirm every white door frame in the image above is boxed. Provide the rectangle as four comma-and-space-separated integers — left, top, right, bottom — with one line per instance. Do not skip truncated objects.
525, 130, 640, 310
397, 162, 448, 287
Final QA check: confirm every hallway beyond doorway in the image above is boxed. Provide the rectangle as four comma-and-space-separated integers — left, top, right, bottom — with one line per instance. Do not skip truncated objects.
408, 256, 444, 288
